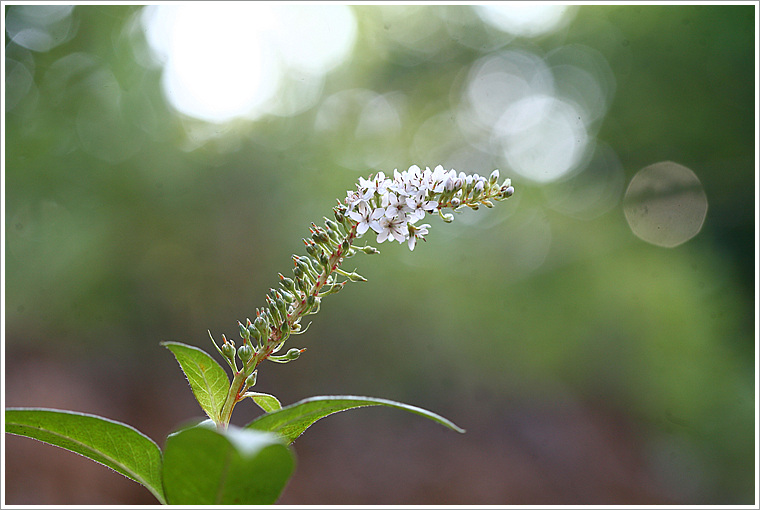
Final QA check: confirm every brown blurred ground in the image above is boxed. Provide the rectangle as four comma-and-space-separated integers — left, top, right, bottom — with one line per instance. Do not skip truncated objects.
5, 346, 679, 505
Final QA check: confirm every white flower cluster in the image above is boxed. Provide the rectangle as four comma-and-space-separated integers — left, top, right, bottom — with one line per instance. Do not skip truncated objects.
345, 164, 514, 251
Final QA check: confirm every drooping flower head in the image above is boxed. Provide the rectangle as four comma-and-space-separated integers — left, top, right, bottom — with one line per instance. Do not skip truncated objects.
219, 165, 514, 376
344, 164, 514, 249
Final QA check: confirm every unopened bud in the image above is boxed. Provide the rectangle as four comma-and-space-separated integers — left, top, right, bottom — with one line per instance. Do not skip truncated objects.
276, 297, 287, 315
324, 218, 340, 232
238, 343, 254, 363
326, 227, 341, 244
249, 325, 262, 344
244, 370, 257, 389
347, 271, 367, 282
279, 320, 291, 341
439, 210, 455, 223
253, 316, 268, 337
267, 347, 306, 364
238, 321, 250, 341
305, 240, 320, 258
221, 336, 236, 361
284, 348, 302, 360
359, 245, 379, 255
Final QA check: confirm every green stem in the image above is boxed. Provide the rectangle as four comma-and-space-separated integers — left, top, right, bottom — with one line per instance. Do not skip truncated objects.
218, 370, 248, 429
218, 223, 360, 428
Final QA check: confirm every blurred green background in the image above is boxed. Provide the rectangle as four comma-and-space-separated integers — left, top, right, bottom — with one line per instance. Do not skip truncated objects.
3, 3, 756, 505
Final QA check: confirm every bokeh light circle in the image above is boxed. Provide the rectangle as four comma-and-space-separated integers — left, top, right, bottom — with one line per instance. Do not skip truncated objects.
623, 162, 708, 248
142, 4, 356, 124
474, 4, 575, 38
494, 94, 589, 183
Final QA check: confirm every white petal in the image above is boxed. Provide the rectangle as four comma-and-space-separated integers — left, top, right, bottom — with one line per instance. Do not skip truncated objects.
392, 228, 408, 243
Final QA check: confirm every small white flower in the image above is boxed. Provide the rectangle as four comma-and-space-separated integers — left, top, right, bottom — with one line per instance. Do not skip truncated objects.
407, 223, 430, 251
390, 165, 423, 196
382, 192, 412, 220
348, 201, 384, 235
372, 172, 391, 196
405, 194, 438, 223
372, 215, 408, 243
356, 176, 376, 202
426, 165, 449, 193
357, 172, 390, 201
345, 189, 362, 210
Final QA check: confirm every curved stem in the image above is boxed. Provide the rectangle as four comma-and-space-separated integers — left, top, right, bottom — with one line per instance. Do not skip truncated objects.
218, 223, 360, 428
218, 370, 247, 429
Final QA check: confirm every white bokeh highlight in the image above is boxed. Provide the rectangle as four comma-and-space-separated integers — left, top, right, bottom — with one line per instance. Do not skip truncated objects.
142, 4, 356, 124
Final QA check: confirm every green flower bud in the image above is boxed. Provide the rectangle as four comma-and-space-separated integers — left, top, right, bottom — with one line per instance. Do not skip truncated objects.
301, 256, 319, 275
276, 297, 287, 315
278, 274, 295, 291
238, 343, 254, 363
254, 315, 268, 337
305, 241, 320, 258
304, 294, 320, 314
221, 337, 236, 361
267, 297, 283, 324
279, 289, 295, 303
359, 245, 379, 255
326, 227, 341, 244
267, 347, 305, 363
324, 218, 341, 232
333, 205, 348, 225
279, 320, 291, 342
285, 348, 302, 360
347, 271, 367, 282
238, 321, 250, 341
250, 326, 262, 345
244, 370, 257, 389
311, 229, 330, 245
320, 281, 346, 296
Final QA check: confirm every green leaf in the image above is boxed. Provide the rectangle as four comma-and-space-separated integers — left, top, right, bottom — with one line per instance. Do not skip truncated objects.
242, 392, 283, 413
245, 395, 466, 444
162, 422, 294, 505
5, 408, 166, 504
162, 341, 230, 425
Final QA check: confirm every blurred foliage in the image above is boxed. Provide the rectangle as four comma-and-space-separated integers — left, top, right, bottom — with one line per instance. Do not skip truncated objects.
4, 4, 756, 504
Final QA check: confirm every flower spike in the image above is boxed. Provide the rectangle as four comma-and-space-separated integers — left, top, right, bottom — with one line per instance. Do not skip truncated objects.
220, 165, 513, 386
